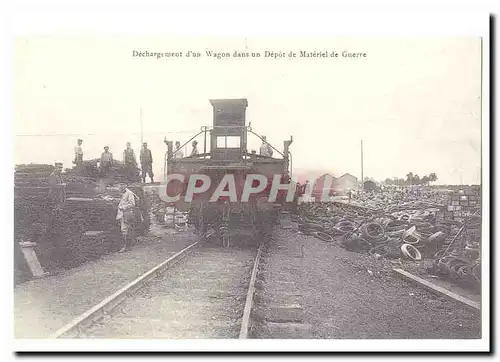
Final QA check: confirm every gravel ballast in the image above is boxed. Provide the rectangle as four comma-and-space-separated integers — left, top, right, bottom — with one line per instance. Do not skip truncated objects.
259, 228, 481, 339
14, 227, 196, 338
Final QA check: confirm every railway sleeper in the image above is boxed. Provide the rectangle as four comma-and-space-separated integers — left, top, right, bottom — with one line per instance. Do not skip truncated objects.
253, 304, 305, 323
253, 321, 314, 339
254, 294, 303, 306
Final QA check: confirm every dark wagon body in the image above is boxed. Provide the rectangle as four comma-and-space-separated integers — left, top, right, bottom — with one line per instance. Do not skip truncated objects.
164, 99, 296, 246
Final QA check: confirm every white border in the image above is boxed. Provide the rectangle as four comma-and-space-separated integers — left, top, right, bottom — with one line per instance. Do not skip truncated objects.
3, 3, 491, 354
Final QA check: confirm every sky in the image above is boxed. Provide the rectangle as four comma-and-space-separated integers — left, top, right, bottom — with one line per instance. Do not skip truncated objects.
13, 36, 482, 184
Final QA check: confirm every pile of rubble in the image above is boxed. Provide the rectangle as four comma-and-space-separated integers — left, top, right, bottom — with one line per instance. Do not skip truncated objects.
14, 163, 149, 281
297, 195, 481, 289
145, 187, 188, 227
66, 159, 141, 183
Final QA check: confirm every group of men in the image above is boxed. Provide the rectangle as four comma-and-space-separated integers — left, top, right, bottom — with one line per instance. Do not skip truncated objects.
169, 136, 273, 158
171, 140, 199, 158
72, 139, 155, 183
61, 135, 273, 254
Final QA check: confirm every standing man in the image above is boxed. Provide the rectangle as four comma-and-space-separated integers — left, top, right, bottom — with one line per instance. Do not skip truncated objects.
74, 139, 83, 167
123, 142, 137, 181
48, 162, 66, 203
140, 142, 154, 183
100, 146, 114, 176
190, 140, 199, 157
116, 183, 137, 253
259, 136, 273, 157
174, 141, 184, 158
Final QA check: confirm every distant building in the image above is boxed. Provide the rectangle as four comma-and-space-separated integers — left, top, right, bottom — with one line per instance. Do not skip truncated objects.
363, 180, 377, 191
334, 173, 359, 191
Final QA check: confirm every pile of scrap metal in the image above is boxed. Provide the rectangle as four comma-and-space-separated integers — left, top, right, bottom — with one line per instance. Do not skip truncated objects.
14, 164, 56, 283
429, 213, 481, 289
14, 163, 150, 281
296, 201, 481, 287
147, 188, 187, 228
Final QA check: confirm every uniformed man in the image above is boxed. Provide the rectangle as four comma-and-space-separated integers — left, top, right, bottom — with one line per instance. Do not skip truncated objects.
74, 139, 83, 166
123, 142, 138, 181
100, 146, 114, 176
190, 140, 199, 157
48, 162, 65, 203
140, 142, 154, 183
259, 136, 273, 157
116, 183, 138, 253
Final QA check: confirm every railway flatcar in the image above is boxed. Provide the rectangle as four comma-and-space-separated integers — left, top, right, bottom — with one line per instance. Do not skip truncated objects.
162, 99, 298, 246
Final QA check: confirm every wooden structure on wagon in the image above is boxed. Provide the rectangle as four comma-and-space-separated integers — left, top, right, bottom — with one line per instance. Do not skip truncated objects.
164, 98, 296, 246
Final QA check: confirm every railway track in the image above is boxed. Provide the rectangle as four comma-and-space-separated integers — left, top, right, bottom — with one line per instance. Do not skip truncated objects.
51, 239, 264, 339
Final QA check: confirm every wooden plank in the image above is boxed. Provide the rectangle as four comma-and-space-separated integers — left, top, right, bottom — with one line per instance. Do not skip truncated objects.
393, 268, 480, 311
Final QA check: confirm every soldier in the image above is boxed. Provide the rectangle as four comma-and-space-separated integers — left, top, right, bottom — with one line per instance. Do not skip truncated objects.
190, 140, 199, 157
140, 142, 154, 183
259, 136, 273, 157
116, 183, 138, 253
74, 139, 83, 166
100, 146, 114, 176
123, 142, 137, 181
48, 162, 65, 203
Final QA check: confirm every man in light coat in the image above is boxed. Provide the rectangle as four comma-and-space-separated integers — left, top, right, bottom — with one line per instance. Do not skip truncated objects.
74, 139, 83, 167
174, 141, 184, 158
259, 136, 273, 157
116, 184, 138, 252
190, 140, 199, 157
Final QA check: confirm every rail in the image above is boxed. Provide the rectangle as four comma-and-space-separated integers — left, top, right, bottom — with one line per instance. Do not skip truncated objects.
49, 238, 264, 339
239, 242, 264, 339
50, 241, 199, 338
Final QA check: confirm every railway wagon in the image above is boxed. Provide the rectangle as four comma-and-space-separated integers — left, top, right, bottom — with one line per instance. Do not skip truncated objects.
163, 98, 296, 246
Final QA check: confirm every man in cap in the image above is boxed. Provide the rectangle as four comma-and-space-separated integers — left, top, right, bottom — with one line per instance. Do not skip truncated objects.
116, 183, 139, 252
140, 142, 154, 183
48, 162, 65, 203
123, 142, 138, 181
100, 146, 114, 176
259, 135, 273, 157
74, 139, 83, 167
190, 140, 199, 157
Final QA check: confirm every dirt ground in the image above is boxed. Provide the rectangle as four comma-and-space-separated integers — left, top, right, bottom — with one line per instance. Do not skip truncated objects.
14, 225, 196, 338
264, 228, 481, 339
81, 246, 255, 339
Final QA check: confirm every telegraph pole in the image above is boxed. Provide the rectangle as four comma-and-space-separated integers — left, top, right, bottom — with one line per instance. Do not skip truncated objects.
361, 140, 364, 186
